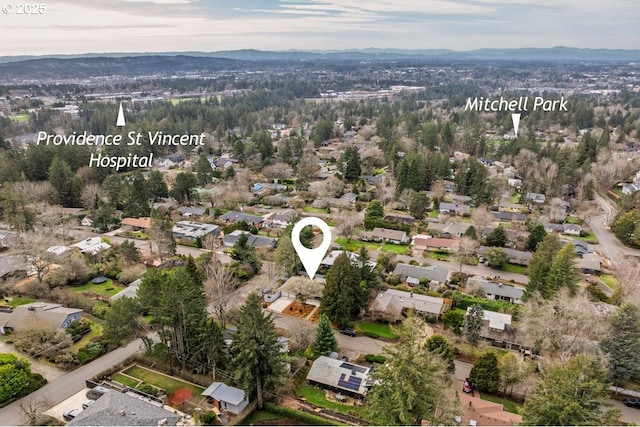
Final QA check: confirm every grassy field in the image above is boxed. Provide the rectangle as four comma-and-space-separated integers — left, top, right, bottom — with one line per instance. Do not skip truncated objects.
71, 279, 124, 297
123, 365, 205, 396
4, 296, 36, 308
241, 410, 282, 425
356, 321, 397, 339
501, 263, 527, 275
425, 251, 454, 262
480, 393, 522, 414
296, 385, 371, 421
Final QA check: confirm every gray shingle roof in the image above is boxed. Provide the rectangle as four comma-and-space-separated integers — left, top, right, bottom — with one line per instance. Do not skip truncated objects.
392, 263, 449, 284
67, 391, 182, 426
202, 382, 246, 405
467, 277, 525, 300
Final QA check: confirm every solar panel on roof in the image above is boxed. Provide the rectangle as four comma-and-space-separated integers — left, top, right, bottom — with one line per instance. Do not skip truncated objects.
337, 373, 363, 391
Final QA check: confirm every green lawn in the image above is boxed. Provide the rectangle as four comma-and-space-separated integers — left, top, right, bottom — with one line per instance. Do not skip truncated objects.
501, 263, 527, 275
575, 232, 599, 244
600, 274, 618, 290
116, 231, 149, 240
425, 251, 454, 262
356, 322, 397, 339
381, 243, 409, 255
123, 365, 205, 396
303, 206, 329, 214
70, 322, 103, 352
334, 237, 379, 253
71, 279, 125, 297
428, 210, 440, 218
241, 410, 283, 425
113, 373, 142, 388
4, 296, 36, 308
296, 385, 371, 421
479, 393, 522, 414
509, 194, 521, 204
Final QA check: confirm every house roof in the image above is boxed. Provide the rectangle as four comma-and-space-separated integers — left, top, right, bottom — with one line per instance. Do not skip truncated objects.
121, 217, 152, 229
110, 279, 142, 301
0, 302, 82, 330
271, 209, 296, 223
478, 246, 532, 264
368, 227, 407, 241
371, 289, 445, 317
467, 277, 525, 300
177, 206, 206, 216
68, 390, 181, 426
321, 250, 376, 269
0, 255, 28, 279
72, 237, 111, 255
172, 221, 218, 239
467, 308, 512, 331
491, 211, 527, 221
201, 382, 246, 406
412, 236, 458, 250
393, 263, 449, 284
219, 211, 264, 225
577, 252, 601, 272
306, 356, 371, 396
222, 230, 276, 248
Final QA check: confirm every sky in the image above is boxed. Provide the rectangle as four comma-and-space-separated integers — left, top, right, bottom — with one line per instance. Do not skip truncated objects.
0, 0, 638, 56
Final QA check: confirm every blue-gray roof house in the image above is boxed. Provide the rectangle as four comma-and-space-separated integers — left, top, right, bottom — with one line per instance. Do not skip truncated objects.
202, 382, 249, 415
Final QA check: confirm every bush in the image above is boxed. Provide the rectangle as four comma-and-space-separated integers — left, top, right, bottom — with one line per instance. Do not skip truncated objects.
365, 354, 387, 364
66, 319, 92, 342
201, 411, 218, 426
137, 383, 158, 396
386, 275, 401, 286
91, 304, 109, 319
363, 331, 380, 339
452, 292, 520, 320
77, 342, 105, 364
22, 373, 47, 397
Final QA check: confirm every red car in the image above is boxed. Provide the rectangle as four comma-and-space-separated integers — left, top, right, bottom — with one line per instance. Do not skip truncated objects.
462, 379, 473, 393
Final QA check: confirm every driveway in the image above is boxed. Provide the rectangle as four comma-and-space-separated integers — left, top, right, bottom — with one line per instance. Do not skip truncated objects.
591, 194, 640, 259
0, 341, 65, 383
0, 338, 143, 426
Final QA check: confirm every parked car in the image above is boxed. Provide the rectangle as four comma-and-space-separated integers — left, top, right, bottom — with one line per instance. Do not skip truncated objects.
63, 409, 81, 421
86, 385, 110, 400
339, 328, 357, 337
624, 398, 640, 409
462, 378, 473, 393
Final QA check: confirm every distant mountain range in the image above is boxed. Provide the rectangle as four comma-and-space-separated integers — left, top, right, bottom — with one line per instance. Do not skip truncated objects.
1, 47, 639, 64
0, 47, 638, 82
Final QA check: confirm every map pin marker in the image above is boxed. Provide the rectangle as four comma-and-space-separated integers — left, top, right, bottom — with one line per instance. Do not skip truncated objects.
291, 217, 332, 280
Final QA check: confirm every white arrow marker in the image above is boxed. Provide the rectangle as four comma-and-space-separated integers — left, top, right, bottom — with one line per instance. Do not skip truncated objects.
116, 101, 126, 127
512, 113, 521, 138
291, 217, 332, 280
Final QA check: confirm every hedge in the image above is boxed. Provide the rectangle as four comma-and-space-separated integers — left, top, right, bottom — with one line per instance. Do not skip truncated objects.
451, 292, 520, 320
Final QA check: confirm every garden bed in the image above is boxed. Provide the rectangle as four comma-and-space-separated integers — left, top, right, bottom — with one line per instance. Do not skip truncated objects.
282, 301, 316, 319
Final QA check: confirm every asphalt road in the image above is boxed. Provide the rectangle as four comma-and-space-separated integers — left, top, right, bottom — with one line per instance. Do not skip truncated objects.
592, 194, 640, 259
0, 338, 143, 426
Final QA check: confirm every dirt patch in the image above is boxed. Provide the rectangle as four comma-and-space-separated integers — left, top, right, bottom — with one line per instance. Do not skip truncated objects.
283, 301, 315, 319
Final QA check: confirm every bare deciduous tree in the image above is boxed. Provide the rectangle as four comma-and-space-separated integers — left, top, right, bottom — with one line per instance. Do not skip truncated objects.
283, 276, 323, 308
455, 236, 479, 274
16, 231, 58, 285
203, 256, 238, 329
80, 183, 106, 210
471, 204, 493, 238
517, 289, 607, 361
20, 396, 52, 426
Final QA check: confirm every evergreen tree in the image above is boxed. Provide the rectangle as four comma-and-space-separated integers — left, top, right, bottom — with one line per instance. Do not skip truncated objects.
230, 233, 262, 280
409, 191, 429, 220
321, 252, 364, 327
526, 223, 547, 251
147, 170, 169, 202
425, 334, 455, 372
340, 146, 361, 182
196, 155, 215, 186
230, 293, 285, 409
312, 314, 338, 357
122, 172, 150, 218
171, 172, 198, 204
527, 234, 562, 298
469, 352, 500, 393
102, 296, 141, 345
522, 354, 619, 426
150, 208, 176, 262
118, 239, 140, 265
464, 304, 484, 346
464, 225, 478, 240
601, 303, 640, 385
485, 225, 507, 247
275, 232, 301, 277
368, 315, 459, 425
546, 243, 578, 296
49, 157, 78, 207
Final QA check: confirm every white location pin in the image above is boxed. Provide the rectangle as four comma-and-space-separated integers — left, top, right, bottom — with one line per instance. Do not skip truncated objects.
291, 217, 332, 280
